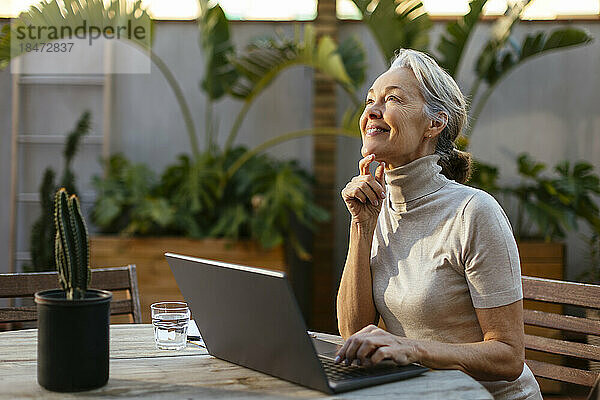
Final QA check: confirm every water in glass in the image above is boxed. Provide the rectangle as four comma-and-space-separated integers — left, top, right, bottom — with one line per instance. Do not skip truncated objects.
151, 302, 190, 350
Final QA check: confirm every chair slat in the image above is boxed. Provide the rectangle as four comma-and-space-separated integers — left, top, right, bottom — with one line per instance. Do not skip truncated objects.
524, 309, 600, 336
523, 276, 600, 309
127, 265, 142, 324
0, 273, 59, 298
525, 334, 600, 362
110, 299, 134, 315
0, 266, 140, 325
526, 359, 598, 387
90, 268, 135, 291
0, 307, 37, 323
0, 299, 134, 323
0, 267, 132, 298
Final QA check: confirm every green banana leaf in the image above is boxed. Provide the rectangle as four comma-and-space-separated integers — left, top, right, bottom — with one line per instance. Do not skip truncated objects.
436, 0, 487, 78
336, 34, 367, 92
475, 0, 530, 80
478, 28, 593, 85
0, 0, 153, 69
341, 104, 363, 137
517, 153, 546, 178
198, 0, 237, 100
229, 25, 357, 101
350, 0, 431, 64
224, 25, 365, 149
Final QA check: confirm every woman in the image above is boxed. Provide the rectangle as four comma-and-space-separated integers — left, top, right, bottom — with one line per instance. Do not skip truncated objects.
336, 49, 542, 400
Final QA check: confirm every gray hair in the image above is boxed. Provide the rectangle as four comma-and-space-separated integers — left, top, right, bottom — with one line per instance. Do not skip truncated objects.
390, 49, 471, 183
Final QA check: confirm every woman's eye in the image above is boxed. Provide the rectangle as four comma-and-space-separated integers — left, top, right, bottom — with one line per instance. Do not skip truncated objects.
365, 98, 374, 105
386, 95, 400, 102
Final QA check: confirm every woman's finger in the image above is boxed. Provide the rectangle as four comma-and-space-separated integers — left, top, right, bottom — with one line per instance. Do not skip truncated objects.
356, 338, 379, 364
362, 179, 384, 202
358, 154, 375, 176
335, 336, 353, 364
358, 186, 378, 206
341, 336, 362, 366
342, 185, 365, 204
369, 346, 392, 365
375, 162, 386, 198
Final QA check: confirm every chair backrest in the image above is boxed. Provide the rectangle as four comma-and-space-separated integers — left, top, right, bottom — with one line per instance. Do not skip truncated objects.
588, 374, 600, 400
522, 276, 600, 389
0, 265, 142, 325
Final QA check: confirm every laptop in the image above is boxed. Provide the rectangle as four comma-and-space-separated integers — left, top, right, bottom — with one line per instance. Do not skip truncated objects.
165, 253, 428, 394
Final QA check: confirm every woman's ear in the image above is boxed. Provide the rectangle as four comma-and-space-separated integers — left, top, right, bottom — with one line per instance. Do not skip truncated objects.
425, 112, 448, 139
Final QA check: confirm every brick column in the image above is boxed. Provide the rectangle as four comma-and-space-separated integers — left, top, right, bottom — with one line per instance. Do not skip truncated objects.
311, 0, 338, 333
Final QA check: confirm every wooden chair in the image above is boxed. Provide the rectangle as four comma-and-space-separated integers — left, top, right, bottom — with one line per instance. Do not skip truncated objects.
0, 265, 142, 327
522, 276, 600, 393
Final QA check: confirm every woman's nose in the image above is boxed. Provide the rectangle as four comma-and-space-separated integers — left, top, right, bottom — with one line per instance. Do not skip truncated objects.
367, 105, 383, 119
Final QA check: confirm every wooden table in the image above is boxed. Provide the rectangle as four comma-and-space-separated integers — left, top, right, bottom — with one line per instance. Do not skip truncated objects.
0, 324, 493, 399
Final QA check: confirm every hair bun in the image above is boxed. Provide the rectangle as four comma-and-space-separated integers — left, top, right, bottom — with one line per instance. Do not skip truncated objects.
438, 148, 472, 184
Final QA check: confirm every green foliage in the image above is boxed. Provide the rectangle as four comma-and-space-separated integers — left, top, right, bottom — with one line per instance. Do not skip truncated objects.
91, 154, 175, 236
28, 111, 91, 272
62, 111, 91, 196
0, 0, 154, 69
436, 0, 487, 77
92, 149, 329, 258
6, 0, 354, 261
350, 0, 432, 63
348, 0, 592, 142
468, 159, 500, 194
54, 188, 91, 300
473, 0, 531, 84
27, 169, 56, 272
578, 233, 600, 284
337, 35, 367, 91
469, 154, 600, 242
228, 25, 359, 100
476, 28, 593, 86
198, 0, 237, 100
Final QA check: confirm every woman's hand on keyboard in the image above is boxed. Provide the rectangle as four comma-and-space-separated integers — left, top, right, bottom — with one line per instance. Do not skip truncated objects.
334, 324, 420, 367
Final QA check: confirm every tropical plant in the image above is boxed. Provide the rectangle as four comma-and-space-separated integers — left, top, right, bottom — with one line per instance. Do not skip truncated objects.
2, 0, 368, 260
0, 0, 200, 158
28, 111, 90, 272
196, 0, 367, 154
350, 0, 432, 64
54, 188, 91, 300
578, 233, 600, 284
93, 148, 329, 259
91, 154, 175, 236
349, 0, 593, 146
481, 153, 600, 242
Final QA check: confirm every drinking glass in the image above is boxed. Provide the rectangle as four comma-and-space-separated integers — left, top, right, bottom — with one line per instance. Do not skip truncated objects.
151, 302, 190, 350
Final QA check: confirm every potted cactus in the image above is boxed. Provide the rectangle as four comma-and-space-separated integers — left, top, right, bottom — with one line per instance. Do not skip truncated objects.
34, 188, 112, 392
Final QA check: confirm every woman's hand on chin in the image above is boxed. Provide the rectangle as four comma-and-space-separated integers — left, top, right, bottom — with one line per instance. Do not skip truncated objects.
341, 154, 386, 229
334, 324, 421, 367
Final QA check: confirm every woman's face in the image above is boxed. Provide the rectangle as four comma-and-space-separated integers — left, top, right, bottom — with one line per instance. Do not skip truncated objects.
360, 67, 438, 169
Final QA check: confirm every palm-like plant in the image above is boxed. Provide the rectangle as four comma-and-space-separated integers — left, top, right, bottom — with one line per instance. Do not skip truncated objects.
349, 0, 593, 146
3, 0, 369, 258
350, 0, 432, 64
501, 154, 600, 242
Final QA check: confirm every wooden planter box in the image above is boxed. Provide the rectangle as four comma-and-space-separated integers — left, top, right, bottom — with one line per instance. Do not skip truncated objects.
90, 237, 286, 323
518, 241, 565, 394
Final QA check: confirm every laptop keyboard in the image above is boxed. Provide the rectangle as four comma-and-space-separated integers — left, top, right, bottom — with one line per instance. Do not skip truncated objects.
319, 356, 405, 382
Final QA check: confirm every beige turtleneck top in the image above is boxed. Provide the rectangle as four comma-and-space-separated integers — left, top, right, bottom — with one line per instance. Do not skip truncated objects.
370, 154, 541, 400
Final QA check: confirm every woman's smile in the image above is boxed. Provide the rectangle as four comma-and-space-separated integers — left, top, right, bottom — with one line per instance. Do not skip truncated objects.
365, 124, 390, 137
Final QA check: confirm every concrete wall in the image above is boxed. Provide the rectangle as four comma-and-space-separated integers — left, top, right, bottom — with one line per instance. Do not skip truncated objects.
1, 19, 599, 284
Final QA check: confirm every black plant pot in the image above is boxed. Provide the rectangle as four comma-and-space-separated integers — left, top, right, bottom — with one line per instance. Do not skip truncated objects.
35, 289, 112, 392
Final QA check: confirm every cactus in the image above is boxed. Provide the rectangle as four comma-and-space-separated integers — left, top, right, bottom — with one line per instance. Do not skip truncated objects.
54, 188, 91, 300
